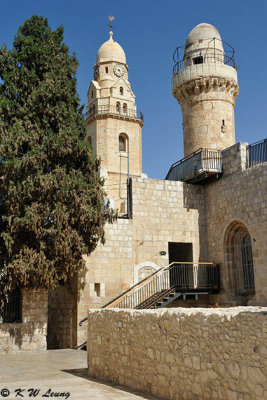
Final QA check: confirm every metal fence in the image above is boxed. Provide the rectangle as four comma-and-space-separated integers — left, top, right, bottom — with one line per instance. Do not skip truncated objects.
165, 148, 222, 182
104, 263, 220, 309
247, 139, 267, 168
173, 54, 236, 74
0, 289, 22, 323
86, 105, 144, 122
172, 38, 236, 74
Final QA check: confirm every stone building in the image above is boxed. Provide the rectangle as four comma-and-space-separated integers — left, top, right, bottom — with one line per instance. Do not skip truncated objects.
1, 23, 266, 352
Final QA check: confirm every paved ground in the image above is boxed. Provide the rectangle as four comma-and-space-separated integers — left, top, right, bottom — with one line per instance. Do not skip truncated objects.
0, 350, 155, 400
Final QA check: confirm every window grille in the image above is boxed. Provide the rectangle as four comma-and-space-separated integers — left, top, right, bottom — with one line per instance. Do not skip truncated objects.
227, 223, 256, 295
240, 234, 255, 291
0, 289, 22, 323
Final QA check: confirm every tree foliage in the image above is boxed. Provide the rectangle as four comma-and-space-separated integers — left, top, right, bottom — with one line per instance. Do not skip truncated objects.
0, 16, 114, 295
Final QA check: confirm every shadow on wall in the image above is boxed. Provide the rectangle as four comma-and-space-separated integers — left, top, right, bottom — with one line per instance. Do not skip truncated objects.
183, 183, 208, 261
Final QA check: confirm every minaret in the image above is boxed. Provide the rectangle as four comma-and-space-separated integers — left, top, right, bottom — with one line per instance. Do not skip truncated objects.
86, 23, 143, 213
172, 23, 239, 157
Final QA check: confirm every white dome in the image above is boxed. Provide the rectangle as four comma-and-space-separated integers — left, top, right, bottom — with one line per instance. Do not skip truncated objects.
96, 31, 126, 64
186, 23, 222, 45
185, 23, 224, 57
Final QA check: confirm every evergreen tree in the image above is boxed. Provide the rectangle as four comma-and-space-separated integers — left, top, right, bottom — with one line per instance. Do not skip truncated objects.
0, 16, 114, 296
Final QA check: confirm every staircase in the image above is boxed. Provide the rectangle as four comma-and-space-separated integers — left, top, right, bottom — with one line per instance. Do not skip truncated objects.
102, 262, 220, 309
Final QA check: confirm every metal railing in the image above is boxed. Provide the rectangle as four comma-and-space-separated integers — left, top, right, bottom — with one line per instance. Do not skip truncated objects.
86, 105, 144, 122
173, 54, 236, 74
103, 262, 220, 309
173, 38, 236, 74
0, 289, 22, 323
165, 148, 222, 183
247, 139, 267, 168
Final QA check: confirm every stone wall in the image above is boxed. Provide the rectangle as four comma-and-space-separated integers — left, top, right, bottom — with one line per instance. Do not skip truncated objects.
0, 289, 48, 354
47, 278, 77, 349
204, 143, 267, 305
77, 178, 206, 346
87, 307, 267, 400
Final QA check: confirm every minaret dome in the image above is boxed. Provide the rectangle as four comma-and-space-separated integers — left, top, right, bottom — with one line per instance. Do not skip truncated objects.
185, 23, 224, 62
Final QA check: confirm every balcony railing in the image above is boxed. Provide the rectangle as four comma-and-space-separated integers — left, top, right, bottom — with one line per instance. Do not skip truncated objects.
247, 139, 267, 168
173, 38, 236, 74
165, 148, 222, 184
86, 105, 144, 122
102, 262, 220, 309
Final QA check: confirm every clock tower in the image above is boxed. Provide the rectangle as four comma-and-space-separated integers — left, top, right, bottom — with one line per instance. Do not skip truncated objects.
86, 28, 143, 213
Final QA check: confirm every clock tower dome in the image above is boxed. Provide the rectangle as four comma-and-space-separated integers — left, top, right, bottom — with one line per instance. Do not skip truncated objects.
86, 29, 143, 214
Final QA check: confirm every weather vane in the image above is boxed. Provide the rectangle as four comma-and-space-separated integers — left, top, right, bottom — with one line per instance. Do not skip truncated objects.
108, 16, 114, 31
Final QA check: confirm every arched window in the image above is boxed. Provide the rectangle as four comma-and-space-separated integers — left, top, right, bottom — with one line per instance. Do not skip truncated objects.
138, 266, 156, 282
92, 105, 95, 115
116, 102, 120, 113
119, 133, 128, 152
224, 222, 255, 295
123, 103, 127, 114
120, 87, 123, 95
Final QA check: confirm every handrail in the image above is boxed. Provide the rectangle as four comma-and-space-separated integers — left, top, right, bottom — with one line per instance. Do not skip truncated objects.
86, 105, 144, 122
247, 138, 267, 168
172, 38, 236, 74
167, 147, 220, 171
165, 148, 222, 181
103, 261, 217, 309
101, 267, 163, 309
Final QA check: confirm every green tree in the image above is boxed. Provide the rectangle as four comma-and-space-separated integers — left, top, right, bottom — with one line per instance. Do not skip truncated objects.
0, 16, 114, 296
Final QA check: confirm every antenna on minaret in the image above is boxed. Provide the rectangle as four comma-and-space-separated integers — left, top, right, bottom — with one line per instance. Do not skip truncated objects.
108, 16, 114, 32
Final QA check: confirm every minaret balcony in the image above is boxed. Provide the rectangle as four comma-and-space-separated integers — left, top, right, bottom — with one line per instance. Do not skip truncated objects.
172, 38, 237, 75
165, 148, 222, 184
86, 104, 144, 123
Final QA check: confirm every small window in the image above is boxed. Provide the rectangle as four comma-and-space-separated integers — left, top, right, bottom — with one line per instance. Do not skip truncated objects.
92, 105, 95, 114
222, 119, 225, 126
94, 283, 100, 297
0, 288, 22, 323
119, 134, 128, 152
116, 102, 120, 113
120, 87, 123, 95
105, 67, 108, 73
91, 91, 94, 98
123, 103, 127, 114
88, 136, 92, 145
193, 56, 203, 65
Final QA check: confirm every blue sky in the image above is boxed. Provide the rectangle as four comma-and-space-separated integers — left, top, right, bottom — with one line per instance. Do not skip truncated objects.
0, 0, 266, 178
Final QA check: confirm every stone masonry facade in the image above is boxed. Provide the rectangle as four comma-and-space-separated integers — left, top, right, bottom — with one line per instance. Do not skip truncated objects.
87, 307, 267, 400
76, 143, 267, 346
77, 177, 206, 345
0, 289, 48, 354
205, 142, 267, 305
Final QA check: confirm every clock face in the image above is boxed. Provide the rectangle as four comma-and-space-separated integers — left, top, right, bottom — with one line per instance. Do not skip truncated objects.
113, 64, 125, 77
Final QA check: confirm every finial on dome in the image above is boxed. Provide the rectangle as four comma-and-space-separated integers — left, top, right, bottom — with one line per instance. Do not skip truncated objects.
108, 16, 114, 41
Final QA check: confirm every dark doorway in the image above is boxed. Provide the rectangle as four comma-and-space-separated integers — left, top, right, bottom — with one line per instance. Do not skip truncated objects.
168, 242, 193, 289
168, 242, 193, 264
